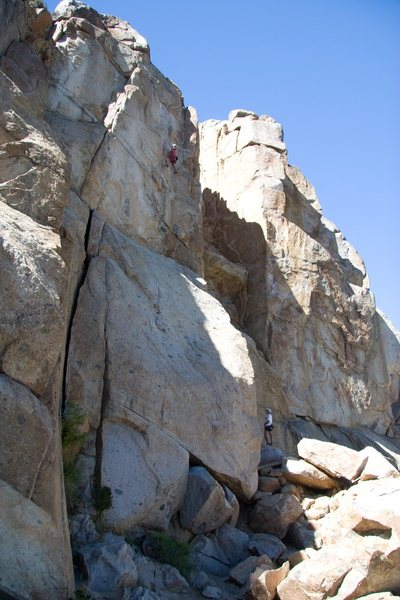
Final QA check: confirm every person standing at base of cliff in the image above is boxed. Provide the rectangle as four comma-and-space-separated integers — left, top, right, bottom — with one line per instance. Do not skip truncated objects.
166, 143, 178, 173
264, 409, 273, 445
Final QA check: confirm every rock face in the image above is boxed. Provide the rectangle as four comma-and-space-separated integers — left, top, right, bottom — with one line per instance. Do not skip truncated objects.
0, 479, 72, 599
47, 0, 203, 273
0, 3, 73, 597
200, 111, 400, 448
1, 1, 400, 599
67, 220, 260, 514
0, 201, 66, 396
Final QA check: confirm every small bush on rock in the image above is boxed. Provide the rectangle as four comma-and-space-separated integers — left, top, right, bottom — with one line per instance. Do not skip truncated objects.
62, 403, 88, 515
64, 461, 82, 512
62, 402, 87, 449
92, 482, 113, 522
144, 532, 192, 578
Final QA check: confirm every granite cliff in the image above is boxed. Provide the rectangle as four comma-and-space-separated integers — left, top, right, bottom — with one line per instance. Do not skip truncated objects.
0, 1, 399, 598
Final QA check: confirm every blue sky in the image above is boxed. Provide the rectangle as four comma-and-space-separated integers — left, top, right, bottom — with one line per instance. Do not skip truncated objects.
47, 0, 400, 329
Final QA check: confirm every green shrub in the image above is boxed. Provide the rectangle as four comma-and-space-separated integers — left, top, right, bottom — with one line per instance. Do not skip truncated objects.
62, 402, 87, 449
147, 532, 192, 578
92, 483, 112, 522
62, 403, 87, 515
63, 461, 81, 512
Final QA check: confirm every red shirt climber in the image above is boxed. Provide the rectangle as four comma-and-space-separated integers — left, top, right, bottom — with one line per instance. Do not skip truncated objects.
166, 144, 178, 173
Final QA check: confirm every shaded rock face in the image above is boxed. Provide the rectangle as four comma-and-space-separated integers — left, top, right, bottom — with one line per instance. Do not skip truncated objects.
199, 111, 400, 445
0, 0, 28, 56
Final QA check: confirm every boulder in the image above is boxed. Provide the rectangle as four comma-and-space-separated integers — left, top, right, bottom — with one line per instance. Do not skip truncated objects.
180, 467, 238, 534
315, 477, 400, 544
223, 484, 240, 527
229, 555, 275, 587
286, 548, 318, 568
248, 533, 286, 561
358, 446, 399, 480
277, 530, 400, 600
78, 533, 138, 595
297, 439, 367, 482
288, 422, 400, 472
302, 496, 330, 521
67, 222, 260, 501
167, 515, 193, 544
0, 480, 73, 599
282, 457, 339, 490
286, 516, 318, 550
135, 556, 189, 594
190, 535, 231, 576
280, 483, 302, 499
69, 513, 99, 547
248, 560, 290, 600
259, 446, 284, 469
258, 476, 281, 493
249, 492, 303, 538
213, 524, 250, 566
101, 419, 189, 532
189, 570, 209, 591
189, 524, 250, 580
202, 586, 222, 599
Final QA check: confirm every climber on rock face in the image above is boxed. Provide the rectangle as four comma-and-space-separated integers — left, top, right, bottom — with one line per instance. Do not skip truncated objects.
166, 143, 178, 173
264, 408, 273, 445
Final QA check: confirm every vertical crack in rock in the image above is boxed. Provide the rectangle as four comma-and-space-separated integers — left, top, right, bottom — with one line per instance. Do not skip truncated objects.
79, 129, 109, 197
93, 259, 110, 491
61, 208, 94, 412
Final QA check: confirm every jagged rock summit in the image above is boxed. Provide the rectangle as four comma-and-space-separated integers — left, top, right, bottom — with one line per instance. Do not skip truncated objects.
0, 1, 399, 599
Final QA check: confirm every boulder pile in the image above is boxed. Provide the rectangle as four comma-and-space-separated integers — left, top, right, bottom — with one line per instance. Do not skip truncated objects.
69, 438, 400, 599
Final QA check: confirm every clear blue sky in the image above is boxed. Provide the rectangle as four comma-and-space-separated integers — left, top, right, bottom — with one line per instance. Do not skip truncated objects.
47, 0, 400, 330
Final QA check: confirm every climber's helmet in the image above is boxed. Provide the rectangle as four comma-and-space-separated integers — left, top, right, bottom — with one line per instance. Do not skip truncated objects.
172, 144, 177, 148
